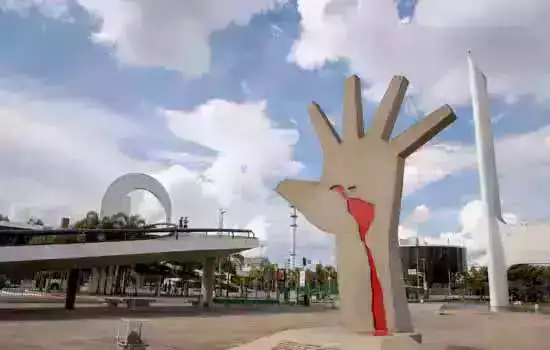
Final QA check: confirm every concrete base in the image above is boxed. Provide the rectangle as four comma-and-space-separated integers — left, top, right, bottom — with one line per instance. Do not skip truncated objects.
227, 327, 422, 350
489, 305, 511, 312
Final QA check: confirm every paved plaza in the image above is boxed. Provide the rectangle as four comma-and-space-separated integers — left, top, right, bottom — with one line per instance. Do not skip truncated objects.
0, 303, 547, 350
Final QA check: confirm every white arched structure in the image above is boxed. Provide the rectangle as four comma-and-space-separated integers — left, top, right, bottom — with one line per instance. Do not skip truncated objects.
100, 173, 172, 223
501, 222, 550, 268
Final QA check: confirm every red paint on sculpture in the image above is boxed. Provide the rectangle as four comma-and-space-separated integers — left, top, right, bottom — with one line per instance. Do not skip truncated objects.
330, 185, 389, 336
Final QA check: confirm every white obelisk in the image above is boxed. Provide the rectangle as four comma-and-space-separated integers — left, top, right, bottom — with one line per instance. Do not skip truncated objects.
468, 52, 509, 311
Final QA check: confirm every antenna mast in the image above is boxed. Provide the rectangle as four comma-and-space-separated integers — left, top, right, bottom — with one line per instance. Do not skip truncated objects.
290, 205, 298, 270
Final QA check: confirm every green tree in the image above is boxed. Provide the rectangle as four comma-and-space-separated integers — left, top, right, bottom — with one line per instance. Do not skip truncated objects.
325, 265, 338, 295
261, 263, 277, 293
508, 264, 546, 302
463, 265, 488, 297
315, 263, 327, 288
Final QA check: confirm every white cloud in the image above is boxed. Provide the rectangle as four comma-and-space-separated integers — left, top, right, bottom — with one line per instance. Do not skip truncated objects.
291, 0, 539, 203
75, 0, 287, 76
0, 78, 159, 223
1, 0, 289, 75
398, 204, 431, 240
398, 225, 417, 240
398, 121, 550, 266
404, 143, 475, 195
291, 0, 550, 110
3, 76, 548, 265
410, 204, 430, 224
2, 75, 550, 266
4, 0, 550, 266
162, 100, 302, 207
419, 199, 523, 266
0, 77, 316, 262
0, 0, 72, 20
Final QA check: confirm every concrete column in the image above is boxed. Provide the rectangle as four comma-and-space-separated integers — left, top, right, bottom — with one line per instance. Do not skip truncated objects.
98, 267, 107, 295
65, 269, 79, 310
134, 273, 142, 296
201, 257, 215, 308
88, 268, 100, 295
105, 266, 114, 295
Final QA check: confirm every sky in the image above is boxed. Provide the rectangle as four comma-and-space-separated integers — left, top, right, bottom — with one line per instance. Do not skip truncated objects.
1, 0, 550, 266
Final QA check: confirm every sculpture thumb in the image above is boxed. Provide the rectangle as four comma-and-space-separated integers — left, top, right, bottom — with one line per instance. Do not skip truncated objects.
275, 179, 322, 210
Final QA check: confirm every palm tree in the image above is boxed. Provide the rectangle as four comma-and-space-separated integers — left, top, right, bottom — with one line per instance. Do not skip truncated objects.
28, 217, 44, 226
71, 211, 148, 295
262, 263, 277, 295
72, 211, 100, 242
100, 213, 147, 294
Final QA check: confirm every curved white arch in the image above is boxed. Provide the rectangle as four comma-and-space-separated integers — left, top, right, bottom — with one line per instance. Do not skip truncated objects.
501, 222, 550, 267
100, 173, 172, 223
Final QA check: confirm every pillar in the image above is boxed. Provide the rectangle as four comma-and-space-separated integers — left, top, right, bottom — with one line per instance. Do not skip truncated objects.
105, 266, 114, 295
468, 54, 509, 310
201, 257, 215, 308
65, 269, 79, 310
88, 267, 100, 295
98, 267, 107, 294
135, 273, 142, 296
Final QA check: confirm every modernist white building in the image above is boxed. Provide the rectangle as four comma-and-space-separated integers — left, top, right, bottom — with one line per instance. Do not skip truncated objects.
0, 172, 259, 309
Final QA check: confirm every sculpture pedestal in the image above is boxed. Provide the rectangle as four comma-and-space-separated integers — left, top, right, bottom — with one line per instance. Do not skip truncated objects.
227, 326, 422, 350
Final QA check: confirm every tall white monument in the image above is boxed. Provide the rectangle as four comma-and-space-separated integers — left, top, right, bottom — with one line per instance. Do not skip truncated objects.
467, 52, 509, 311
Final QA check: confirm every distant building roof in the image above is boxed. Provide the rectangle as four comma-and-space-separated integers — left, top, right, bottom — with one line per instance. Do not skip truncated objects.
0, 220, 53, 231
243, 256, 269, 265
398, 237, 464, 249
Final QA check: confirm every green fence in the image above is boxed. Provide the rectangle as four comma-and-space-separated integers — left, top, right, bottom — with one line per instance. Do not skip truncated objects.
213, 297, 279, 305
279, 284, 339, 303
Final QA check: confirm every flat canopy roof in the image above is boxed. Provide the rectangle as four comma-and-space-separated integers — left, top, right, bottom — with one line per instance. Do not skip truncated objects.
0, 221, 52, 231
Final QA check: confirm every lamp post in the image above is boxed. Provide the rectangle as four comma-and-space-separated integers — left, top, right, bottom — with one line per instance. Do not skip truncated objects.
447, 238, 452, 297
416, 236, 421, 300
217, 208, 227, 296
290, 206, 298, 270
218, 208, 227, 236
420, 258, 428, 300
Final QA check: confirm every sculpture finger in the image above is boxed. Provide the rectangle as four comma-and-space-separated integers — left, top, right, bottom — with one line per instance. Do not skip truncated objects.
390, 105, 456, 158
343, 75, 365, 141
369, 75, 409, 141
308, 103, 341, 155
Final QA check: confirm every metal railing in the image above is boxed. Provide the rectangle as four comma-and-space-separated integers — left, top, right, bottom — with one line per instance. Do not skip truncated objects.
0, 227, 256, 247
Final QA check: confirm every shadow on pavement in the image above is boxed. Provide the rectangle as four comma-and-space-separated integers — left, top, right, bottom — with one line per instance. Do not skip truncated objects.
0, 304, 334, 322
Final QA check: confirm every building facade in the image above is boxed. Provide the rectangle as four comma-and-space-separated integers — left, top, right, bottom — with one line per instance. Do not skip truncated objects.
399, 240, 467, 292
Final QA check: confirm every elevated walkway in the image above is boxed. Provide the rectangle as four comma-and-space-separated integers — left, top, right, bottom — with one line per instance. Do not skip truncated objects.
0, 228, 258, 274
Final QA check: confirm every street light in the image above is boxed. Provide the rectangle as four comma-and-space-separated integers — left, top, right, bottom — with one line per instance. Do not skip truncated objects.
420, 258, 428, 296
415, 236, 421, 300
218, 208, 227, 236
217, 208, 227, 296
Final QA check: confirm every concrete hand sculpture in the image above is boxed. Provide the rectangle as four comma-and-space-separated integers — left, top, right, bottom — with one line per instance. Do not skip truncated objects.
276, 75, 456, 335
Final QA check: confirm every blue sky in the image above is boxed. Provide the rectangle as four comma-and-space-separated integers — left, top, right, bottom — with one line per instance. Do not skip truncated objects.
1, 0, 549, 264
